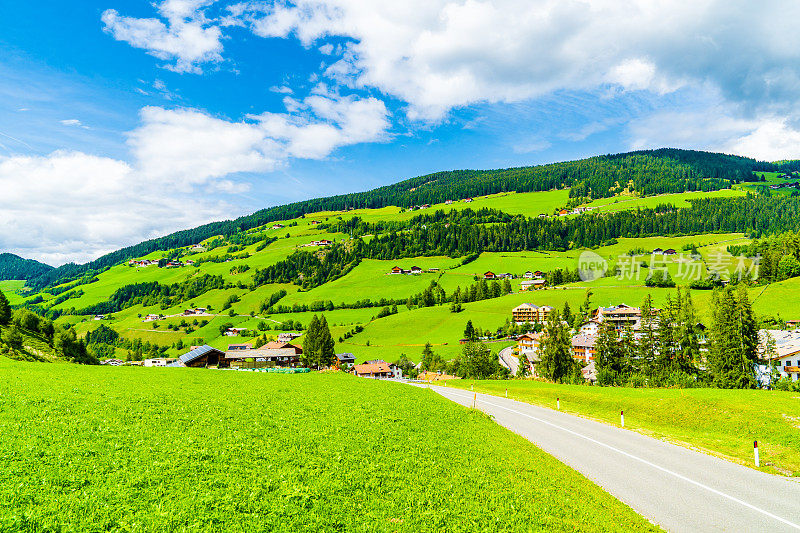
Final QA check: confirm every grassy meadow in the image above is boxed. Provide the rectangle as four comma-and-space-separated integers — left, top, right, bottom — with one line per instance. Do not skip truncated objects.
446, 379, 800, 477
0, 360, 658, 532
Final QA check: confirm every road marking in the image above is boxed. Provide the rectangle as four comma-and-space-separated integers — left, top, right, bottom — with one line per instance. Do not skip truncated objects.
437, 388, 800, 531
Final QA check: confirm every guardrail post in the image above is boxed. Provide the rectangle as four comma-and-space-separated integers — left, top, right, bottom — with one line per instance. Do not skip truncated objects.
505, 388, 508, 398
754, 440, 760, 467
620, 410, 625, 427
557, 397, 560, 410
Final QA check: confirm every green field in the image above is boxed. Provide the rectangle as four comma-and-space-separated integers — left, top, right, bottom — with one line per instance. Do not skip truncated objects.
0, 360, 658, 532
0, 280, 26, 305
446, 380, 800, 477
583, 189, 745, 212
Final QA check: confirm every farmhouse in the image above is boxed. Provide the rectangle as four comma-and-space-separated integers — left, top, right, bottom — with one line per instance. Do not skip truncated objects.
760, 330, 800, 382
178, 345, 228, 368
226, 346, 302, 368
144, 358, 177, 367
277, 332, 302, 342
183, 307, 208, 316
93, 314, 105, 321
353, 360, 393, 378
484, 271, 497, 280
523, 270, 534, 279
310, 220, 321, 225
335, 353, 356, 367
652, 248, 664, 254
271, 223, 285, 229
101, 358, 124, 366
463, 197, 473, 203
558, 209, 569, 216
664, 248, 677, 255
224, 327, 248, 336
410, 266, 423, 274
143, 314, 160, 322
520, 279, 547, 291
308, 239, 332, 247
512, 303, 554, 324
578, 319, 601, 335
390, 266, 403, 274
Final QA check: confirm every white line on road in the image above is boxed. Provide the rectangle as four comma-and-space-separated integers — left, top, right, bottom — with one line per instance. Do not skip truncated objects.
440, 388, 800, 531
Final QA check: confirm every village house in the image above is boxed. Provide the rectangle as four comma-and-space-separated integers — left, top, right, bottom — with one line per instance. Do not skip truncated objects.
308, 239, 332, 247
310, 220, 321, 225
93, 314, 105, 321
353, 360, 393, 378
101, 358, 124, 366
652, 248, 664, 255
578, 319, 601, 335
183, 307, 208, 316
512, 303, 554, 324
144, 358, 177, 367
538, 213, 548, 218
271, 224, 285, 229
517, 332, 543, 354
143, 314, 161, 322
523, 270, 534, 279
227, 343, 253, 351
410, 266, 423, 274
177, 345, 227, 368
594, 304, 643, 330
224, 327, 248, 336
390, 266, 403, 275
463, 197, 473, 203
426, 267, 440, 273
190, 244, 206, 252
445, 200, 453, 205
664, 248, 677, 255
277, 332, 302, 342
558, 209, 570, 216
335, 353, 356, 368
520, 279, 547, 291
484, 271, 497, 280
571, 334, 597, 363
226, 344, 302, 369
760, 330, 800, 382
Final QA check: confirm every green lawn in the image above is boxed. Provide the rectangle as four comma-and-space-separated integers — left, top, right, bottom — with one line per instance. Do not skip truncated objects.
583, 189, 745, 212
446, 379, 800, 477
0, 360, 658, 532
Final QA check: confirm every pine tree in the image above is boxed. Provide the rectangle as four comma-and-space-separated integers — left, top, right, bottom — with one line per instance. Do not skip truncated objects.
595, 320, 622, 379
317, 315, 336, 368
675, 287, 700, 373
0, 290, 10, 326
637, 294, 658, 374
562, 301, 573, 327
537, 311, 577, 383
708, 286, 758, 388
302, 314, 320, 368
464, 320, 476, 341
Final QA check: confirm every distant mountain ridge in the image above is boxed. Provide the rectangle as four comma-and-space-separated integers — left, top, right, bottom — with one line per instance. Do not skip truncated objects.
0, 253, 53, 282
13, 148, 796, 291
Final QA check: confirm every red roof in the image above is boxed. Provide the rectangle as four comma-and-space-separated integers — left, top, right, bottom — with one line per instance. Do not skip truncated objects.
354, 361, 391, 375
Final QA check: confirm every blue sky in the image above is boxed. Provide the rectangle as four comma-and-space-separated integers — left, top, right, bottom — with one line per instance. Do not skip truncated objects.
2, 0, 800, 265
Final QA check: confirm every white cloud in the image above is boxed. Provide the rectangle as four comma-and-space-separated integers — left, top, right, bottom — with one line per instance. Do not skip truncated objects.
101, 0, 223, 73
60, 119, 88, 129
0, 151, 228, 264
229, 0, 800, 122
0, 88, 391, 264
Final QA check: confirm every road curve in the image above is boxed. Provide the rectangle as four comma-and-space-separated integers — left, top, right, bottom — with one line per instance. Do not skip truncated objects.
498, 346, 518, 375
429, 385, 800, 533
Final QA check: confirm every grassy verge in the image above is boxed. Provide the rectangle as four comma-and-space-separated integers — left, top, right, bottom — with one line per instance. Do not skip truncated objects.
446, 379, 800, 476
0, 360, 658, 532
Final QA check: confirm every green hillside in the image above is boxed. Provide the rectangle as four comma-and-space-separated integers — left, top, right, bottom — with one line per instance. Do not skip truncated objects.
7, 149, 800, 365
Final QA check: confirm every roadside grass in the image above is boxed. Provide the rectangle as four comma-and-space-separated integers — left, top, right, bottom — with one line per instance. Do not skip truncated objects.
446, 379, 800, 477
0, 360, 658, 532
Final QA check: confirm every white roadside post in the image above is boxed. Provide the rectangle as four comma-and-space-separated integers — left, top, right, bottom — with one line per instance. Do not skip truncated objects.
473, 392, 477, 409
557, 397, 560, 410
505, 388, 508, 398
754, 440, 760, 467
620, 410, 625, 427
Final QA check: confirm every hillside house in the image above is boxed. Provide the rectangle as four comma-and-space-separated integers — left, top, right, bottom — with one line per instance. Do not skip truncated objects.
533, 270, 544, 278
410, 266, 423, 274
578, 319, 601, 335
558, 209, 569, 216
484, 271, 497, 280
93, 315, 105, 321
427, 267, 440, 273
183, 307, 208, 316
760, 330, 800, 382
309, 239, 332, 247
272, 224, 285, 229
652, 248, 664, 254
523, 270, 534, 279
143, 314, 160, 322
520, 279, 547, 291
512, 303, 554, 324
664, 248, 677, 255
190, 244, 206, 252
517, 332, 543, 354
538, 213, 548, 218
101, 358, 124, 366
594, 304, 642, 330
390, 266, 403, 274
262, 341, 303, 354
353, 360, 393, 378
224, 327, 247, 336
227, 343, 253, 351
310, 220, 321, 225
445, 200, 453, 205
277, 332, 302, 342
463, 197, 473, 203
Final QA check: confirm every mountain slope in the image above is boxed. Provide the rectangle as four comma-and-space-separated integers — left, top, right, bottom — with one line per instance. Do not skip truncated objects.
0, 253, 53, 281
23, 148, 778, 291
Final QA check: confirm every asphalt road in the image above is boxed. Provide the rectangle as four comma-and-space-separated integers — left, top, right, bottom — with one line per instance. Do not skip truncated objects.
430, 385, 800, 533
497, 346, 518, 375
